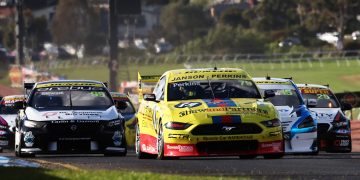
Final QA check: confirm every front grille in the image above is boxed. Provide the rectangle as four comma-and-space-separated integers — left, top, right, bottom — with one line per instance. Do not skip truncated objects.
44, 121, 104, 138
191, 123, 262, 136
196, 140, 258, 153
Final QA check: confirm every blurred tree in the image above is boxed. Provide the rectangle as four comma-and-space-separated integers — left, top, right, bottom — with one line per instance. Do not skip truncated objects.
2, 22, 15, 50
26, 16, 49, 51
298, 0, 360, 50
219, 7, 249, 28
180, 26, 269, 54
51, 0, 91, 50
245, 0, 299, 32
160, 3, 212, 45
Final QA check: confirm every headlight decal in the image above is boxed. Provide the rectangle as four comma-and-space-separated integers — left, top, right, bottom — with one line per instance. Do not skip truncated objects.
23, 120, 45, 128
261, 119, 281, 127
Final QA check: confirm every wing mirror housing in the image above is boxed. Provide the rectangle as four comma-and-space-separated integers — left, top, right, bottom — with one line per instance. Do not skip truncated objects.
144, 94, 156, 101
13, 101, 25, 110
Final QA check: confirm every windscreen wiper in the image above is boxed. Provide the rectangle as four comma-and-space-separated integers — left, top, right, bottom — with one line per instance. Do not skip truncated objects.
69, 88, 73, 109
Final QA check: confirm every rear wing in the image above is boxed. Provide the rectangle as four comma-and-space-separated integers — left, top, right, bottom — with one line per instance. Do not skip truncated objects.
138, 72, 161, 102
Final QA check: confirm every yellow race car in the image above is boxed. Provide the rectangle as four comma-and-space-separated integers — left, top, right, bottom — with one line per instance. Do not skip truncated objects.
136, 68, 284, 159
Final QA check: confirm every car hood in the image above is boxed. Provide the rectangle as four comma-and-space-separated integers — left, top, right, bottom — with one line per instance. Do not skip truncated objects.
275, 105, 311, 132
25, 106, 120, 121
165, 98, 276, 124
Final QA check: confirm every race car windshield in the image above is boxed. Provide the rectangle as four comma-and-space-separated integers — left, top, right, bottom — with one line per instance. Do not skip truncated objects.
0, 103, 19, 114
29, 86, 113, 110
258, 84, 302, 107
167, 79, 261, 101
301, 89, 340, 108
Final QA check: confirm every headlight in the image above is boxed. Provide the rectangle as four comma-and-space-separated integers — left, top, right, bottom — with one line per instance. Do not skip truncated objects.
23, 120, 44, 128
332, 112, 349, 128
261, 119, 281, 127
298, 116, 315, 128
107, 119, 122, 127
165, 122, 192, 130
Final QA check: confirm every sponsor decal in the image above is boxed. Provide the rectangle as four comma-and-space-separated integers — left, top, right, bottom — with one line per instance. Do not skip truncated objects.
168, 134, 190, 139
335, 129, 350, 134
141, 144, 156, 153
256, 81, 291, 85
172, 82, 200, 87
36, 82, 103, 88
51, 120, 100, 124
24, 131, 35, 147
175, 102, 202, 108
170, 75, 205, 82
203, 99, 237, 107
70, 125, 77, 131
261, 141, 282, 148
299, 88, 330, 95
166, 145, 194, 152
112, 131, 122, 146
0, 140, 9, 146
212, 115, 241, 124
202, 135, 253, 141
179, 107, 269, 117
334, 140, 349, 147
184, 70, 237, 74
42, 112, 58, 117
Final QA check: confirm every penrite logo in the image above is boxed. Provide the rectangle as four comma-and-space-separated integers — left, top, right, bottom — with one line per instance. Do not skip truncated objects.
70, 125, 77, 131
222, 126, 236, 132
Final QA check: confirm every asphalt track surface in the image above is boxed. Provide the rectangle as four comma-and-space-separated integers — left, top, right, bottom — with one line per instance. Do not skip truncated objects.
2, 150, 360, 180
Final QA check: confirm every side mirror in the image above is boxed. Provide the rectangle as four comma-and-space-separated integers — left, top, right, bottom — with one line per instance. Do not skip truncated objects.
13, 101, 25, 110
144, 94, 156, 101
264, 90, 275, 99
115, 100, 128, 110
306, 99, 317, 108
341, 103, 352, 111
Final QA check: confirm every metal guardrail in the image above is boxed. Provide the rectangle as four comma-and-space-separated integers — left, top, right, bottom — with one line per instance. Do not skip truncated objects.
32, 50, 360, 70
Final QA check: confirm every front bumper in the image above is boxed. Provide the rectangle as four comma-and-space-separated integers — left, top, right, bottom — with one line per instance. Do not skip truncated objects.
161, 124, 284, 157
318, 123, 351, 152
0, 129, 14, 149
19, 120, 126, 154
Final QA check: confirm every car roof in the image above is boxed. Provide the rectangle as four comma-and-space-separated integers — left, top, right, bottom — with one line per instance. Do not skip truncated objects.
165, 68, 252, 82
296, 84, 329, 89
35, 80, 105, 88
253, 77, 293, 85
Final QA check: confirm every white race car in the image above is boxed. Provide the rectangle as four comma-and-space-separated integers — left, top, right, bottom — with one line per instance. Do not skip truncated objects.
297, 84, 352, 152
254, 77, 318, 154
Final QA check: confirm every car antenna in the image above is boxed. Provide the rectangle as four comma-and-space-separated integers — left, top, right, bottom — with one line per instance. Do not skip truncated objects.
266, 74, 270, 80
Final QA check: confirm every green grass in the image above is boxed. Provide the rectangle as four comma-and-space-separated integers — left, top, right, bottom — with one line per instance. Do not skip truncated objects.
0, 167, 254, 180
47, 59, 360, 93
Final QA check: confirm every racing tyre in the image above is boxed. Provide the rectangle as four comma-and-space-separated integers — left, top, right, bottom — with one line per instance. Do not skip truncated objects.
15, 130, 35, 158
135, 125, 156, 159
263, 153, 284, 159
157, 123, 165, 160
